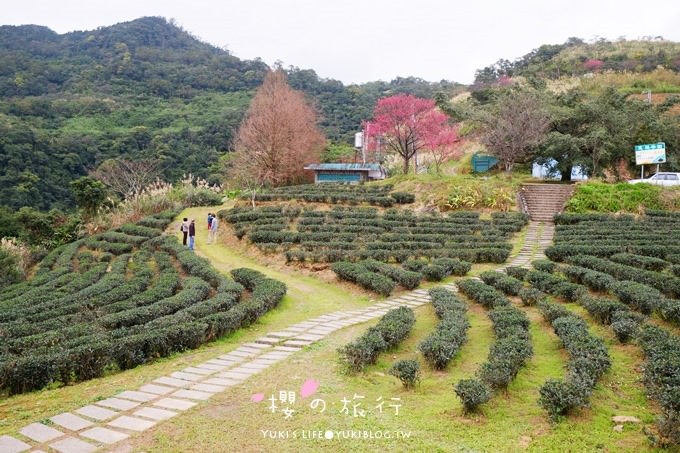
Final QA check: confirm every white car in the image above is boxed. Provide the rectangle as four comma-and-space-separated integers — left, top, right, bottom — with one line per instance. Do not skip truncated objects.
629, 172, 680, 186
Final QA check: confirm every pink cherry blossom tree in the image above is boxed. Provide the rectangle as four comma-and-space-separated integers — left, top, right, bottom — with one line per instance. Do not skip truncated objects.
365, 94, 458, 174
425, 126, 462, 173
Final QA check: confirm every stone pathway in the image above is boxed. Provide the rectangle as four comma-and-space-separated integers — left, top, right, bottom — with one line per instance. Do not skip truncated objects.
498, 221, 554, 270
2, 220, 554, 452
0, 285, 457, 453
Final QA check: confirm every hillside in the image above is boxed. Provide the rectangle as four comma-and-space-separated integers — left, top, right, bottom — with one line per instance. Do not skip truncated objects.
475, 37, 680, 84
0, 17, 460, 210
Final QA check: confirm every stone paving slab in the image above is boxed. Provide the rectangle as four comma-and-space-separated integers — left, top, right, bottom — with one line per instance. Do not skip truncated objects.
245, 361, 276, 371
281, 326, 307, 333
293, 333, 325, 341
238, 361, 270, 370
172, 389, 213, 400
80, 427, 129, 444
241, 342, 272, 349
191, 383, 226, 393
153, 398, 197, 411
76, 405, 118, 422
153, 376, 193, 388
254, 337, 281, 345
133, 407, 178, 421
207, 358, 240, 366
50, 413, 94, 431
267, 331, 299, 338
170, 371, 203, 382
138, 384, 175, 395
108, 416, 156, 432
307, 328, 336, 335
230, 366, 262, 376
0, 435, 31, 453
49, 437, 96, 453
215, 372, 248, 381
20, 423, 64, 443
273, 346, 301, 352
95, 398, 140, 411
195, 363, 229, 372
204, 377, 240, 387
284, 340, 313, 347
235, 346, 265, 354
221, 350, 257, 359
182, 366, 215, 376
116, 390, 158, 403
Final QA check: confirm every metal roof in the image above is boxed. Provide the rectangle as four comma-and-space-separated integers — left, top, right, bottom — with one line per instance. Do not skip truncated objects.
304, 163, 382, 171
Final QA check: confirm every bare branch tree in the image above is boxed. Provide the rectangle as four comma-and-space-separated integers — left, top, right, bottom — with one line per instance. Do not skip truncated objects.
91, 158, 162, 199
479, 90, 552, 173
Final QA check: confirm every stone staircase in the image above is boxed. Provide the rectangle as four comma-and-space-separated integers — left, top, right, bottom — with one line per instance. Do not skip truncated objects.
518, 184, 575, 222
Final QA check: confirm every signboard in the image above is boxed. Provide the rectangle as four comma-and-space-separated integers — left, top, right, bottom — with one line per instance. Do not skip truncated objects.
634, 142, 666, 165
354, 132, 363, 148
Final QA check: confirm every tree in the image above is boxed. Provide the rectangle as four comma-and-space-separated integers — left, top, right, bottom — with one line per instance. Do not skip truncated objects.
426, 127, 461, 173
479, 89, 551, 173
365, 94, 457, 174
231, 69, 325, 187
70, 176, 108, 218
91, 159, 162, 199
537, 88, 680, 180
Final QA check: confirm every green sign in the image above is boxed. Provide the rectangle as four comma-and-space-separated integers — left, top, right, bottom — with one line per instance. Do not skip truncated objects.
634, 142, 666, 165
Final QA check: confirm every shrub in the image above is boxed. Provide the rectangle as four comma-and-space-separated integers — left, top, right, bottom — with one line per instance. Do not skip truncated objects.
506, 266, 529, 281
532, 259, 556, 273
519, 287, 545, 306
338, 307, 415, 373
331, 261, 396, 296
455, 379, 491, 413
480, 271, 524, 296
536, 299, 611, 421
422, 264, 448, 282
611, 280, 660, 315
457, 279, 510, 309
611, 318, 639, 343
389, 359, 420, 389
403, 259, 427, 272
391, 192, 416, 204
419, 289, 469, 370
610, 253, 668, 272
539, 379, 587, 421
361, 259, 422, 290
433, 257, 471, 276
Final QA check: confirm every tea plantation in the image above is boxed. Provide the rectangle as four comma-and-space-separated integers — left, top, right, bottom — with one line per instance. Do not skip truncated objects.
0, 211, 286, 395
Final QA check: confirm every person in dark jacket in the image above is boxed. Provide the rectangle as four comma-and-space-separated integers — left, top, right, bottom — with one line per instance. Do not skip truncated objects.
188, 219, 196, 251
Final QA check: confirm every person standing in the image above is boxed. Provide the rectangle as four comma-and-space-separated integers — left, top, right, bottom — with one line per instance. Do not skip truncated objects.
208, 214, 219, 244
181, 217, 189, 246
208, 213, 214, 230
188, 219, 196, 251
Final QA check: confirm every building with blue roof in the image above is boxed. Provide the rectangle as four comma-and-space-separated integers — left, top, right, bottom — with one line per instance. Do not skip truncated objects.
303, 163, 387, 184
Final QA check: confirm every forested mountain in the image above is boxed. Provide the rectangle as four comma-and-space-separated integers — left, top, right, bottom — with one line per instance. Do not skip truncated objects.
0, 16, 459, 210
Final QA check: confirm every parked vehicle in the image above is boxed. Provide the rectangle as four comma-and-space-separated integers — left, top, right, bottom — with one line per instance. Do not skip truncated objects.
628, 172, 680, 186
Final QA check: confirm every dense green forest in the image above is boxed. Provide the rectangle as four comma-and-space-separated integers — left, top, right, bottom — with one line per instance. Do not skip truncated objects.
0, 16, 460, 210
2, 16, 679, 212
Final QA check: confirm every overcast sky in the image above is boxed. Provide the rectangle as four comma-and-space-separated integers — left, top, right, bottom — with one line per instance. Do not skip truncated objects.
4, 0, 680, 84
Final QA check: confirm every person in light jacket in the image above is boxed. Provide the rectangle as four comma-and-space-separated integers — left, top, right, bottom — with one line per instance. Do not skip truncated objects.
181, 218, 189, 246
208, 215, 219, 244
